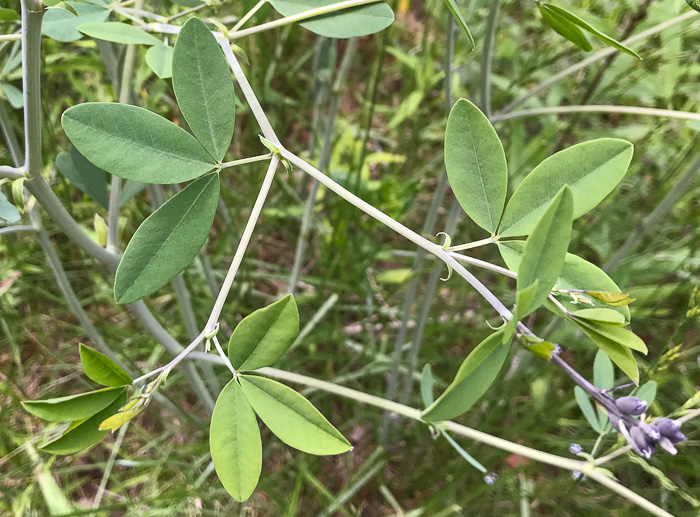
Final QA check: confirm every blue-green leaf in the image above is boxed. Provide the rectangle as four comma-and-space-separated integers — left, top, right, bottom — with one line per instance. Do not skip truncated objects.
239, 375, 351, 455
498, 139, 633, 237
515, 186, 573, 317
114, 173, 220, 303
210, 380, 262, 501
55, 147, 109, 209
173, 18, 235, 162
228, 295, 299, 372
422, 330, 512, 422
62, 103, 216, 184
445, 99, 508, 234
22, 387, 126, 422
0, 192, 20, 222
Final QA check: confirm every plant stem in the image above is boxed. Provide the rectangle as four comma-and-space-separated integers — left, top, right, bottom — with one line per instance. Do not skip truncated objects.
0, 225, 35, 235
0, 165, 25, 179
447, 236, 496, 252
204, 157, 280, 332
0, 34, 21, 42
498, 11, 698, 114
19, 1, 42, 176
491, 105, 700, 124
480, 0, 501, 116
166, 2, 209, 22
212, 335, 235, 375
220, 153, 272, 169
231, 0, 268, 32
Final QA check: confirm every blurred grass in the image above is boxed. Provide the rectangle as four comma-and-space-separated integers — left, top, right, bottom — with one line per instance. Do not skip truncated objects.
1, 0, 699, 514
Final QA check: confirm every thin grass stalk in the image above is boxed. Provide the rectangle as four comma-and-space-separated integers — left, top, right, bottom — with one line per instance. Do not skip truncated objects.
378, 14, 456, 443
287, 39, 358, 293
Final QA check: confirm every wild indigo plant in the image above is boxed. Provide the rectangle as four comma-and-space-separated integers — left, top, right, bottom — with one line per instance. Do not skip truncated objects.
1, 0, 698, 514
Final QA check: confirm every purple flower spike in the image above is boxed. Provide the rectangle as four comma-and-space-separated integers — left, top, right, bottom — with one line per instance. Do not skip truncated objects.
615, 396, 647, 416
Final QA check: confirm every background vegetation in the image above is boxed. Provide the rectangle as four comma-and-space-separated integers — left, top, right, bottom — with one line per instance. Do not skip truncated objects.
0, 0, 698, 514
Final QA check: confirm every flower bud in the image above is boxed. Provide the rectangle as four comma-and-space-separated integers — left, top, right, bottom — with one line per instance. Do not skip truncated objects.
652, 417, 681, 437
657, 437, 678, 456
615, 396, 647, 416
639, 422, 661, 443
667, 430, 687, 444
608, 413, 621, 432
630, 427, 655, 459
569, 443, 583, 455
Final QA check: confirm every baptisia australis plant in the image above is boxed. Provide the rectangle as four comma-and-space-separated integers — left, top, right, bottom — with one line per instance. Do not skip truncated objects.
4, 0, 696, 513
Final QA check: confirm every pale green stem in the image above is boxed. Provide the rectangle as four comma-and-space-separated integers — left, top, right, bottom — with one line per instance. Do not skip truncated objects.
231, 0, 268, 32
498, 11, 698, 114
447, 250, 515, 278
0, 34, 21, 42
491, 105, 700, 123
212, 335, 236, 375
447, 236, 496, 252
0, 225, 35, 235
220, 153, 272, 169
0, 165, 25, 178
204, 157, 280, 332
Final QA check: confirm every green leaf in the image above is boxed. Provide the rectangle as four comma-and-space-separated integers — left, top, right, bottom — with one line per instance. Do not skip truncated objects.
78, 21, 162, 45
593, 349, 613, 428
593, 349, 614, 390
0, 8, 19, 21
574, 386, 601, 433
538, 3, 591, 51
40, 392, 126, 455
585, 290, 635, 307
173, 18, 236, 162
0, 192, 20, 222
268, 0, 394, 38
146, 44, 174, 79
442, 0, 475, 49
0, 81, 23, 109
578, 325, 639, 383
515, 186, 573, 317
120, 180, 147, 206
444, 99, 508, 234
498, 241, 630, 322
422, 330, 512, 422
22, 387, 125, 422
210, 380, 262, 502
239, 375, 351, 455
79, 344, 132, 387
570, 308, 625, 325
497, 138, 633, 237
574, 319, 647, 355
114, 173, 220, 303
228, 295, 299, 372
688, 0, 700, 13
635, 380, 657, 406
55, 147, 109, 209
542, 4, 641, 59
420, 364, 434, 408
524, 340, 557, 360
62, 103, 216, 184
42, 2, 109, 42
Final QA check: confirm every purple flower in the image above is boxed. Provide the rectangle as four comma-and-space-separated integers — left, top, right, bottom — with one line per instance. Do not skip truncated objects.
615, 396, 647, 416
569, 443, 583, 455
